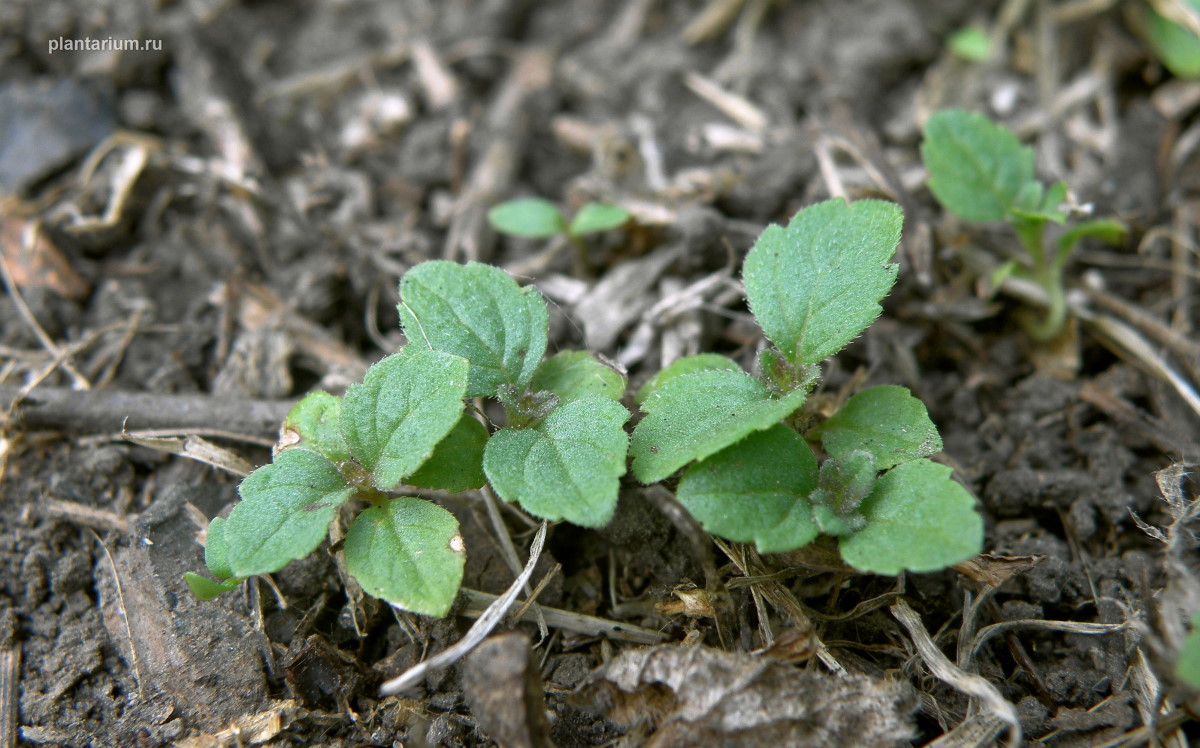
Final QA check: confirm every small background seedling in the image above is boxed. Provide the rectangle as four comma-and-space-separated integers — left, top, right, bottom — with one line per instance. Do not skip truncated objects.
487, 197, 631, 275
1143, 0, 1200, 78
921, 109, 1127, 341
947, 25, 993, 63
630, 199, 984, 575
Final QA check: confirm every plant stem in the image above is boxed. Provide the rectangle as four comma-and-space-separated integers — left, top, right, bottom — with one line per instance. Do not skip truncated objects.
1014, 217, 1066, 341
567, 233, 592, 278
1028, 263, 1066, 341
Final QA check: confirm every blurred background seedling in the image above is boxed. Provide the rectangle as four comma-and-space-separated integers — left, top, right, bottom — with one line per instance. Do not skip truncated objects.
487, 197, 631, 276
921, 109, 1127, 342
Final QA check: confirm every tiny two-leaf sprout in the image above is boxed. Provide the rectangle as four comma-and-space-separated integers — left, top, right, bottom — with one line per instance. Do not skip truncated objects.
487, 197, 631, 241
487, 197, 632, 276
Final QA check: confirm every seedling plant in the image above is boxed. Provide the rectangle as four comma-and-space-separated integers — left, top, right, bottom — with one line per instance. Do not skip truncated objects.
628, 199, 983, 574
189, 197, 985, 617
921, 109, 1126, 340
1144, 0, 1200, 79
487, 197, 631, 275
187, 262, 631, 617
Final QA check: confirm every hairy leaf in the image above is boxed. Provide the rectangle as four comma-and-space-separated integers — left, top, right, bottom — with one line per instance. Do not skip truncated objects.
484, 396, 629, 527
406, 415, 488, 491
839, 460, 983, 574
281, 391, 350, 461
743, 199, 901, 366
810, 451, 876, 537
814, 385, 942, 470
344, 498, 466, 617
677, 425, 820, 554
342, 349, 469, 490
531, 350, 625, 403
634, 353, 742, 406
487, 197, 566, 238
922, 109, 1034, 222
225, 449, 356, 578
399, 261, 549, 397
631, 369, 808, 484
568, 202, 631, 236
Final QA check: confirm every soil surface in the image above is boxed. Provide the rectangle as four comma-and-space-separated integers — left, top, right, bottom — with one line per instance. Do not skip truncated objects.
2, 1, 1200, 746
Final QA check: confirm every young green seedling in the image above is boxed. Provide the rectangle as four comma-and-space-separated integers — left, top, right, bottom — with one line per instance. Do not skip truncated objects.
189, 262, 630, 617
487, 197, 631, 274
186, 349, 473, 616
921, 109, 1127, 340
947, 25, 993, 63
630, 199, 984, 574
398, 261, 630, 528
1144, 0, 1200, 78
488, 197, 631, 241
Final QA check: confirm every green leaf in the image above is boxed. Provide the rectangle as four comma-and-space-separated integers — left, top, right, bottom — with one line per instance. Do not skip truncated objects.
399, 261, 549, 398
948, 25, 993, 62
676, 425, 820, 554
922, 109, 1035, 222
204, 516, 234, 580
406, 415, 488, 491
988, 259, 1021, 293
1178, 611, 1200, 688
757, 348, 819, 396
1056, 218, 1127, 265
634, 354, 742, 406
839, 460, 983, 574
188, 515, 243, 599
484, 397, 630, 527
531, 350, 626, 403
342, 349, 469, 490
568, 202, 631, 236
1012, 181, 1044, 215
630, 369, 808, 483
344, 498, 466, 617
281, 391, 350, 461
487, 198, 567, 238
1010, 181, 1067, 226
1146, 2, 1200, 79
184, 572, 241, 600
225, 449, 356, 578
814, 385, 942, 470
1041, 181, 1069, 219
810, 451, 876, 536
743, 199, 901, 366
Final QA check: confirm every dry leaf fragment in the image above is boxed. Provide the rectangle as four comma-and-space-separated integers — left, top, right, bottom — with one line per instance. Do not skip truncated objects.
576, 645, 914, 747
0, 207, 89, 299
655, 582, 718, 619
953, 552, 1045, 587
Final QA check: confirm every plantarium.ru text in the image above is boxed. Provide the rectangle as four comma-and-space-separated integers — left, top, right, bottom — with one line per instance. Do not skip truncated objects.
188, 198, 984, 617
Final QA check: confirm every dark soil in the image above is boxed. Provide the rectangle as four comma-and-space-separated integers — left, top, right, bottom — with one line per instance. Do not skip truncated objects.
2, 1, 1200, 746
